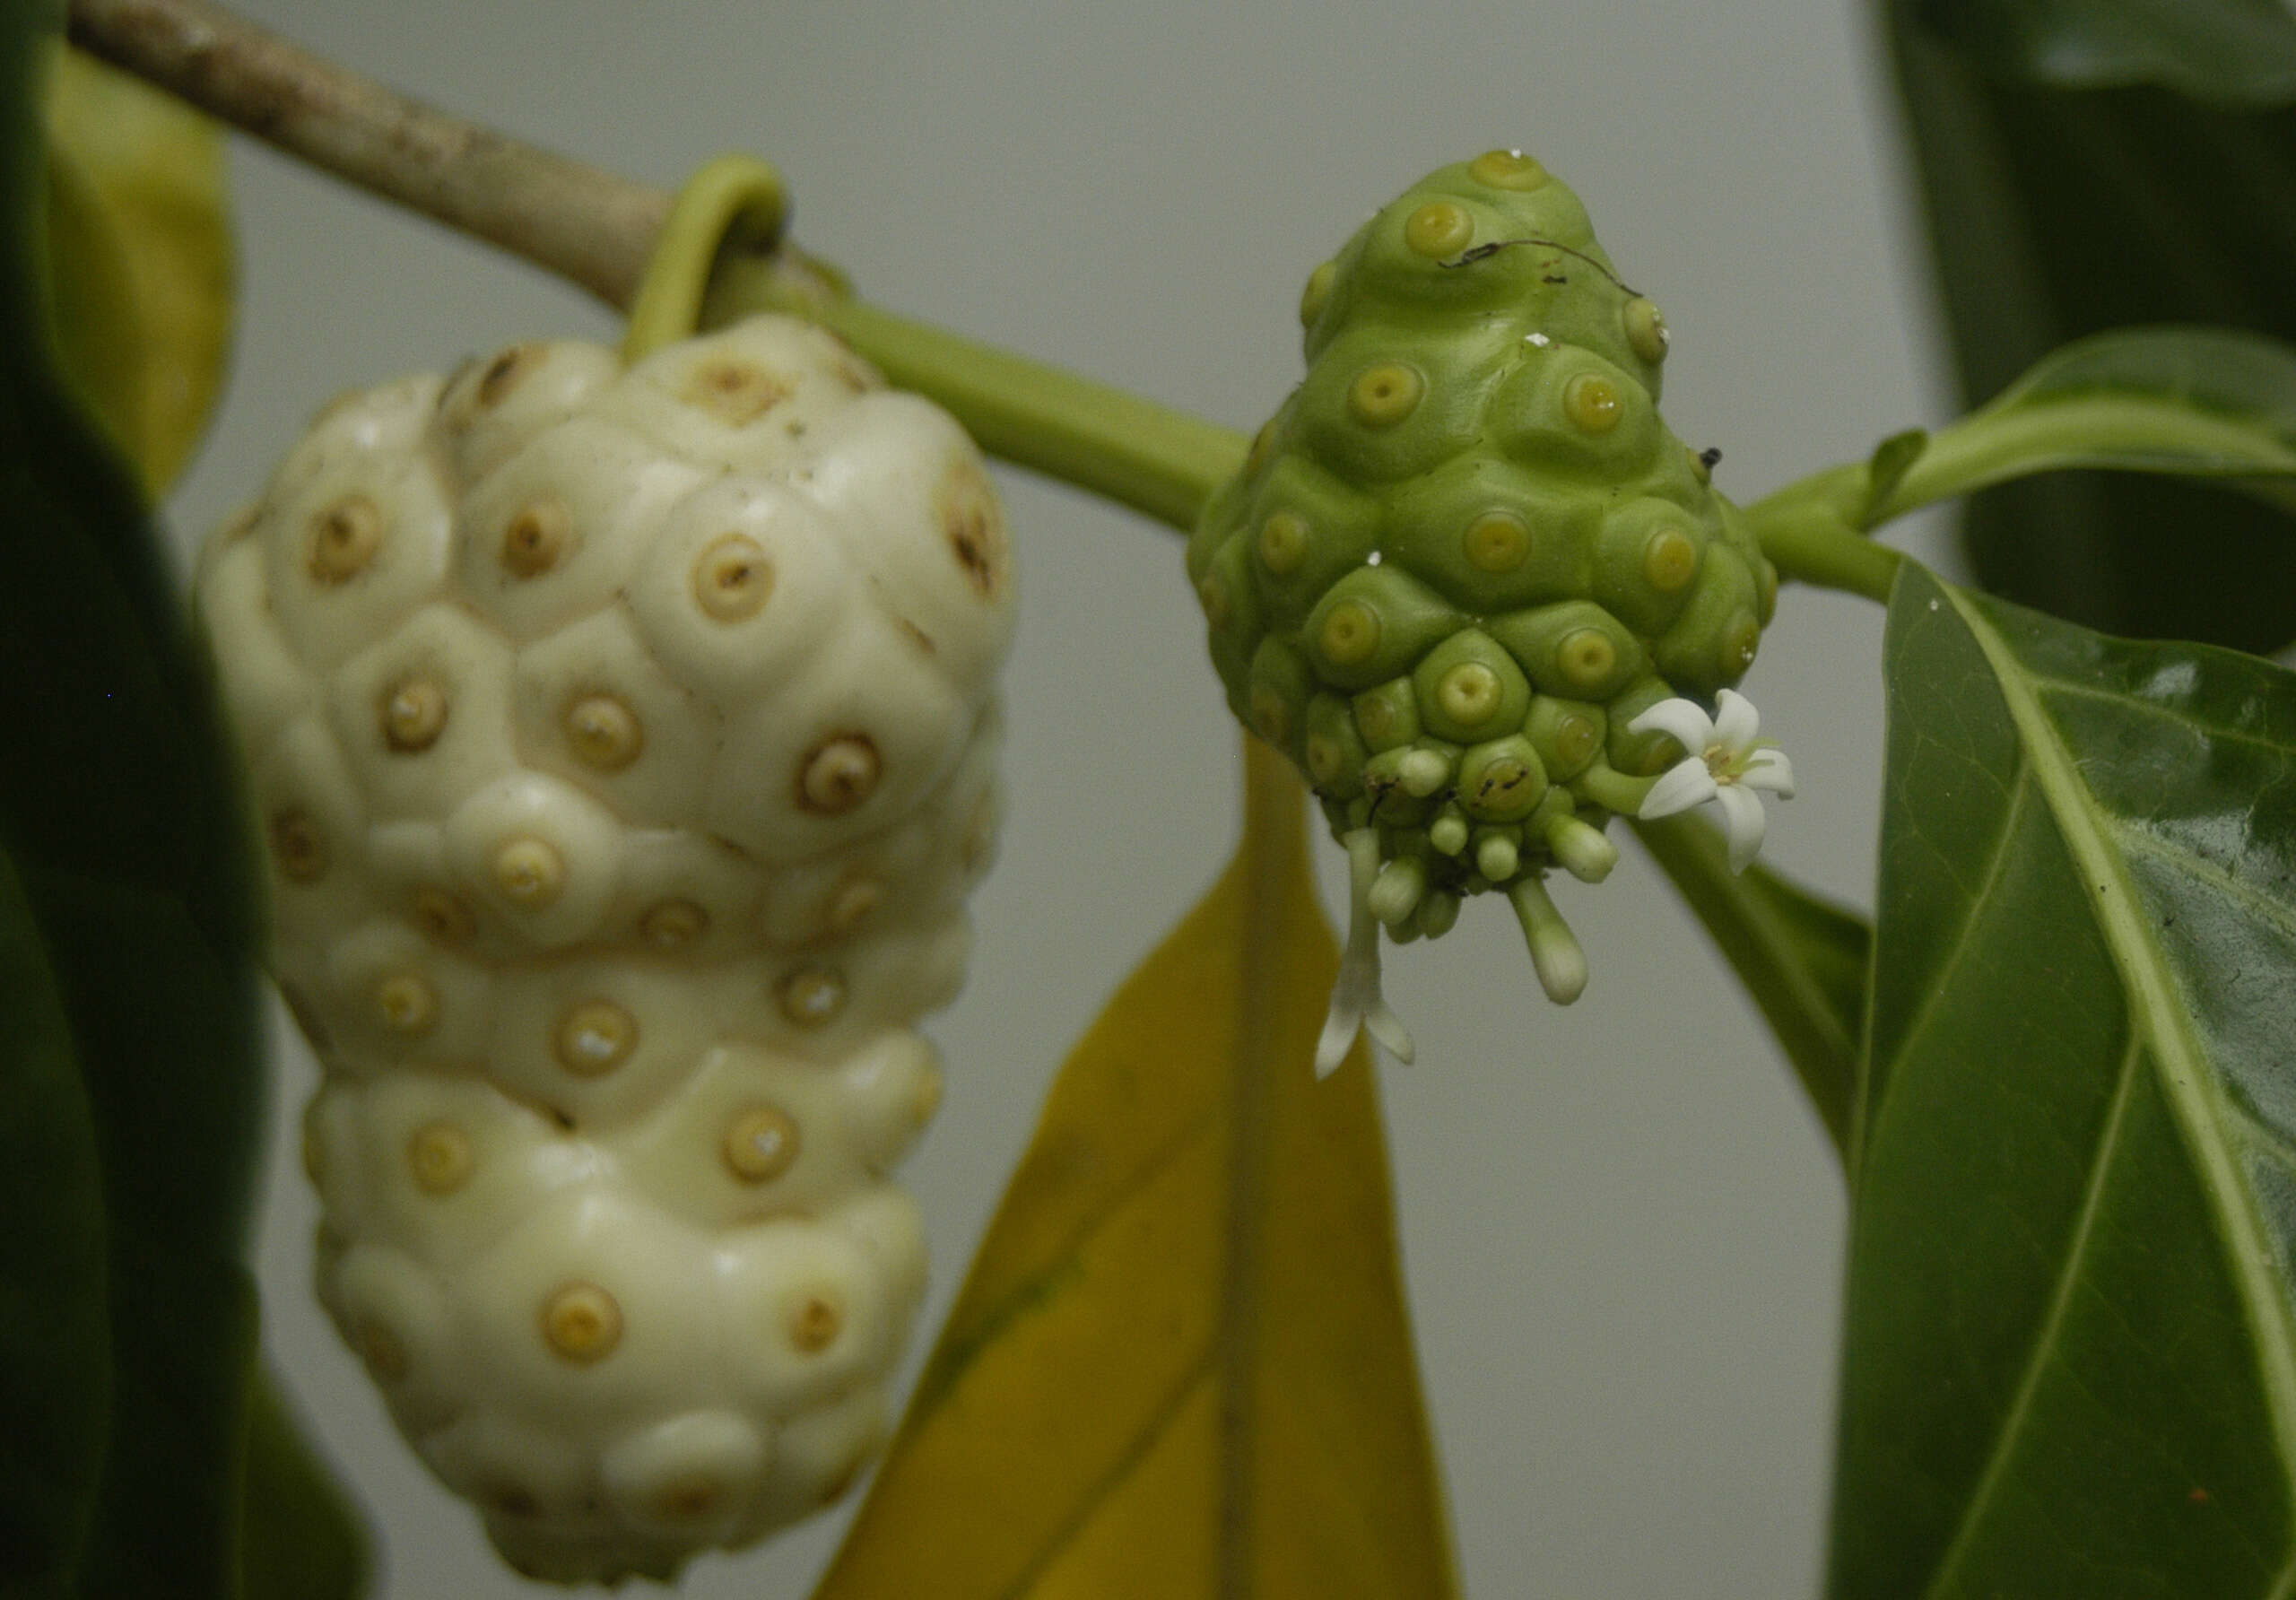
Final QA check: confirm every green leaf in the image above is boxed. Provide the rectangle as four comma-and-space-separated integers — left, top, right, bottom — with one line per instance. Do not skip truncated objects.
1829, 559, 2296, 1596
0, 841, 109, 1597
239, 1367, 370, 1600
3, 6, 309, 1596
1631, 815, 1867, 1163
1915, 0, 2296, 106
40, 43, 233, 498
1884, 0, 2296, 651
813, 740, 1457, 1599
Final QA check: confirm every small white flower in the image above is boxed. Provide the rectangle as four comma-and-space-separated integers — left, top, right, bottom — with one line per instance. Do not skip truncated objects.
1629, 688, 1796, 873
1316, 828, 1415, 1077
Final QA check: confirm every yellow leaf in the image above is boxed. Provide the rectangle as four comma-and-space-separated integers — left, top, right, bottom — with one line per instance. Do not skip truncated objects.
41, 44, 234, 498
814, 737, 1457, 1600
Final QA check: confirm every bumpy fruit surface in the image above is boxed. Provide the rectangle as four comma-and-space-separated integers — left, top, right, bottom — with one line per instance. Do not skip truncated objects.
1187, 152, 1777, 939
196, 314, 1014, 1584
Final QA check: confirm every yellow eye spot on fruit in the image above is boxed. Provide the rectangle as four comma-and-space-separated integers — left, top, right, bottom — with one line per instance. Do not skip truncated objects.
778, 966, 846, 1028
796, 734, 882, 815
1257, 510, 1309, 575
1299, 260, 1337, 328
1721, 611, 1761, 677
1304, 731, 1344, 786
1196, 574, 1231, 630
1248, 683, 1291, 746
1644, 528, 1698, 593
1465, 511, 1531, 573
412, 886, 476, 944
491, 836, 566, 908
1563, 373, 1622, 435
268, 809, 327, 883
358, 1321, 408, 1382
826, 876, 882, 934
1558, 628, 1618, 690
375, 971, 439, 1034
683, 359, 788, 425
541, 1282, 623, 1364
1355, 691, 1405, 745
555, 999, 638, 1077
1469, 148, 1550, 190
639, 898, 708, 948
1318, 598, 1381, 666
1405, 200, 1474, 257
308, 495, 385, 584
692, 532, 773, 622
1623, 297, 1671, 364
1556, 713, 1600, 769
379, 674, 448, 752
723, 1103, 801, 1185
1349, 363, 1424, 429
789, 1292, 845, 1353
1437, 662, 1502, 727
406, 1121, 474, 1196
563, 693, 644, 771
500, 496, 571, 578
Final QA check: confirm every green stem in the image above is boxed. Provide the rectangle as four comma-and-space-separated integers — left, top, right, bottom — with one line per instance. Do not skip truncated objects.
711, 257, 1247, 536
1744, 464, 1901, 604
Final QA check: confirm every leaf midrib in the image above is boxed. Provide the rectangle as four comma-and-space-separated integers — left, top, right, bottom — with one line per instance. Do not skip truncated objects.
1943, 583, 2296, 1586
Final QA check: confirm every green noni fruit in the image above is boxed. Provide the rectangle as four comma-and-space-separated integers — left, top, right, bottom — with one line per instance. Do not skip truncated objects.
1187, 151, 1779, 1057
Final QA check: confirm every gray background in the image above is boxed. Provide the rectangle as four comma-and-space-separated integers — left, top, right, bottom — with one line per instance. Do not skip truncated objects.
160, 1, 1954, 1594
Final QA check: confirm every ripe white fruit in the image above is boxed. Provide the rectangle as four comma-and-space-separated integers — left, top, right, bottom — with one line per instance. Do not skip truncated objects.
201, 314, 1015, 1584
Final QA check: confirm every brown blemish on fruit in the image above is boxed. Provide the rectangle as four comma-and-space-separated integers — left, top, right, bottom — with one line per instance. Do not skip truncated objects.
308, 495, 385, 584
564, 693, 644, 770
500, 496, 571, 578
357, 1321, 407, 1381
540, 1282, 623, 1363
693, 533, 773, 622
476, 343, 540, 408
654, 1476, 721, 1521
268, 809, 327, 883
936, 459, 1008, 599
406, 1121, 474, 1195
796, 735, 881, 815
683, 360, 789, 425
722, 1103, 801, 1184
896, 617, 937, 656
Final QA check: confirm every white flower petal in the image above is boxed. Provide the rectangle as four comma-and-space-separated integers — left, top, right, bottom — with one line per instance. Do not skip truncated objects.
1639, 757, 1718, 820
1742, 748, 1796, 797
1714, 781, 1769, 872
1362, 1000, 1416, 1065
1627, 696, 1715, 753
1315, 1002, 1363, 1079
1710, 687, 1761, 753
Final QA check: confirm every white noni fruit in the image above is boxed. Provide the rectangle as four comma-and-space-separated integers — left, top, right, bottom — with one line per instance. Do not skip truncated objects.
196, 314, 1016, 1585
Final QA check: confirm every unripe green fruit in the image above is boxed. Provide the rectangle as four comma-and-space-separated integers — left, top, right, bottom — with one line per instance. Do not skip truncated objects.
1187, 152, 1779, 963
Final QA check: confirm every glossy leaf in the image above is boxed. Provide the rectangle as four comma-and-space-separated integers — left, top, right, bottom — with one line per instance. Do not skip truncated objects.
813, 738, 1456, 1600
1632, 815, 1867, 1163
1915, 0, 2296, 105
0, 841, 109, 1596
1828, 560, 2296, 1596
1883, 0, 2296, 651
4, 4, 286, 1595
240, 1366, 371, 1600
40, 43, 231, 498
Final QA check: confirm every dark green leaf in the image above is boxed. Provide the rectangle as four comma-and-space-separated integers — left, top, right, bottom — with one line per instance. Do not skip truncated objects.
1632, 815, 1867, 1162
0, 842, 108, 1597
1917, 0, 2296, 105
239, 1368, 370, 1600
1829, 559, 2296, 1596
1885, 0, 2296, 651
4, 4, 290, 1596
